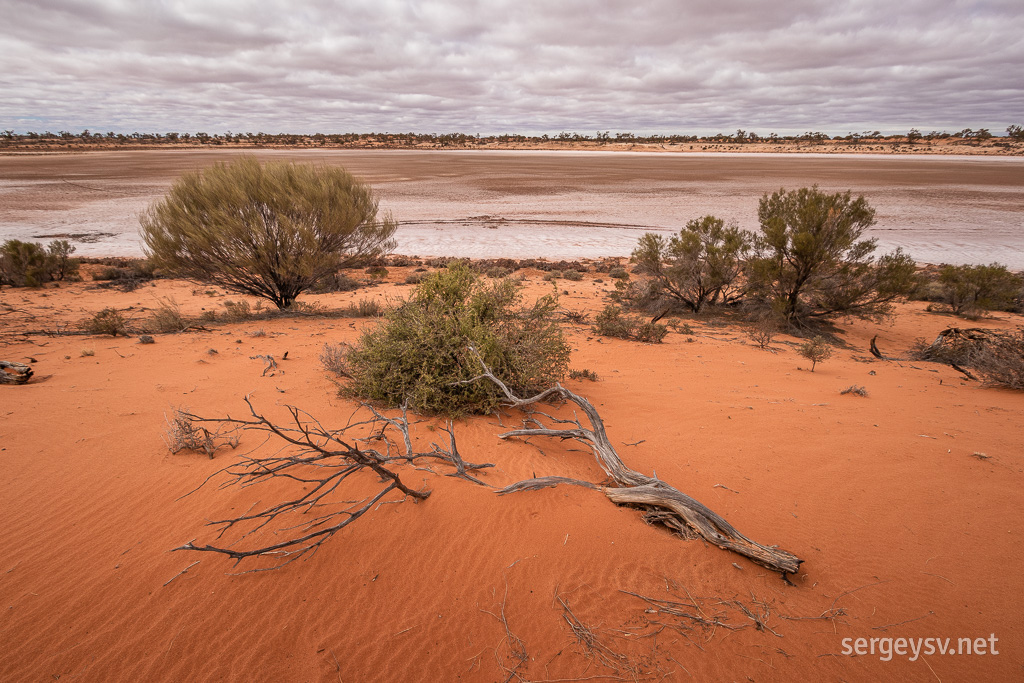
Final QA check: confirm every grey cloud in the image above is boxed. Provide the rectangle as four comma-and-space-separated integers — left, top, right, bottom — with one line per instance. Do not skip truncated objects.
1, 0, 1021, 135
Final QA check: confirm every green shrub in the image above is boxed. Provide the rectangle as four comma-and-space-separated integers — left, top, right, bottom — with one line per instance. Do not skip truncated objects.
337, 265, 570, 415
798, 336, 833, 371
0, 239, 78, 286
937, 263, 1022, 315
630, 216, 751, 314
609, 266, 630, 279
562, 269, 584, 281
140, 158, 396, 309
594, 304, 667, 343
746, 186, 916, 325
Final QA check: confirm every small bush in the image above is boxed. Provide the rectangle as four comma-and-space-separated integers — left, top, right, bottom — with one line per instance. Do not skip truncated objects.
840, 385, 869, 397
562, 269, 584, 281
404, 272, 427, 285
83, 308, 129, 336
163, 407, 239, 458
609, 266, 630, 280
320, 342, 349, 377
365, 265, 389, 279
485, 266, 512, 279
594, 305, 668, 343
339, 265, 570, 415
309, 271, 360, 293
221, 299, 253, 321
669, 320, 694, 335
798, 336, 833, 371
747, 315, 780, 349
149, 297, 189, 333
561, 309, 590, 324
338, 298, 385, 317
569, 368, 599, 381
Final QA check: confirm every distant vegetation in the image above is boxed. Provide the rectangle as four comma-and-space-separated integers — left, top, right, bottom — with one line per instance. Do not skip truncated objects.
2, 126, 1022, 151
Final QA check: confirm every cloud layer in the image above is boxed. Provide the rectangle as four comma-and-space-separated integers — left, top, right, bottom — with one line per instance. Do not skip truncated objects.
2, 0, 1022, 135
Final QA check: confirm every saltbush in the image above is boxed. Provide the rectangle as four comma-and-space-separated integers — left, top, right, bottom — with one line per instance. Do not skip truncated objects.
336, 265, 570, 414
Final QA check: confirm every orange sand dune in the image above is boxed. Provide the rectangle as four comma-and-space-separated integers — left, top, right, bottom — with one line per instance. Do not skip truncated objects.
1, 270, 1022, 681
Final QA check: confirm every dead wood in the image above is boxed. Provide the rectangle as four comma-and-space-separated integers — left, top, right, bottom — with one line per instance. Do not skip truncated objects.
0, 360, 33, 385
174, 397, 441, 569
869, 335, 885, 359
467, 349, 803, 577
497, 476, 601, 495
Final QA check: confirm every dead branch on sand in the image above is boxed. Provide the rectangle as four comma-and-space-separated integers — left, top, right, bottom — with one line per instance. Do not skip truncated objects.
174, 397, 492, 569
468, 350, 802, 577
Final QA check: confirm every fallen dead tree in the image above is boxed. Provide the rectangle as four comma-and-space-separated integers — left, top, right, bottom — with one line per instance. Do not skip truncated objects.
469, 354, 803, 577
175, 369, 801, 576
913, 327, 1024, 389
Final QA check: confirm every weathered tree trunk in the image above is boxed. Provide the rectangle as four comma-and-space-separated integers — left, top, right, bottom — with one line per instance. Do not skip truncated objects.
0, 360, 33, 385
473, 357, 803, 577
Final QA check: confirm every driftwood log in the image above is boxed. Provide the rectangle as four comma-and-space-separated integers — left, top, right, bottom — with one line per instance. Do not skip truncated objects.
0, 360, 33, 385
470, 357, 803, 577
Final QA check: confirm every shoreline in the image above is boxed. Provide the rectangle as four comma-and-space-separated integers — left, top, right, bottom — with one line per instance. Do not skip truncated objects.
2, 137, 1023, 157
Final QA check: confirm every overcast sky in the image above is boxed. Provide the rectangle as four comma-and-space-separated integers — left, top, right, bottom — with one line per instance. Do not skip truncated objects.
2, 0, 1022, 136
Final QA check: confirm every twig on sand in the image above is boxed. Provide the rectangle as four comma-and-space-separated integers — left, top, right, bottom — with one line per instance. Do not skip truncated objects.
162, 560, 200, 587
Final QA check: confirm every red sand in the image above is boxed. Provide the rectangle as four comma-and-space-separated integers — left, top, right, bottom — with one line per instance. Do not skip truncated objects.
1, 270, 1022, 681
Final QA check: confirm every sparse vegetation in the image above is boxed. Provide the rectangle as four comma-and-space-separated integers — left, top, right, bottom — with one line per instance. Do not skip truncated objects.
747, 315, 780, 349
594, 305, 668, 343
148, 297, 189, 333
798, 336, 833, 371
336, 265, 570, 414
83, 308, 130, 336
840, 385, 869, 397
140, 158, 396, 309
569, 368, 599, 381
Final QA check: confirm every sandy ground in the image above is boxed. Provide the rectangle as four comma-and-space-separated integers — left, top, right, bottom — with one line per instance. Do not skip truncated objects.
2, 149, 1023, 268
1, 267, 1022, 681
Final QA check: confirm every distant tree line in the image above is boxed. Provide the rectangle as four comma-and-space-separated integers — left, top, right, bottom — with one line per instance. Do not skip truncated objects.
2, 126, 1022, 149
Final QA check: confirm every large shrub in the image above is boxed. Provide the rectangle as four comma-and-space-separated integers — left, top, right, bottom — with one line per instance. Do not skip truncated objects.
630, 215, 751, 314
337, 266, 570, 415
140, 158, 396, 309
746, 186, 916, 325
